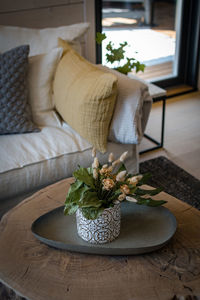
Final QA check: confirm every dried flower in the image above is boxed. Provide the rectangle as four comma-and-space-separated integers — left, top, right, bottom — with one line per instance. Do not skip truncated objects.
116, 170, 126, 182
100, 167, 110, 176
92, 157, 99, 169
102, 164, 108, 169
119, 151, 128, 162
118, 193, 126, 201
120, 184, 130, 195
112, 159, 121, 168
128, 176, 138, 186
108, 166, 113, 172
64, 149, 166, 220
126, 196, 137, 203
108, 152, 114, 163
136, 175, 143, 181
92, 147, 96, 158
102, 178, 115, 190
93, 168, 98, 180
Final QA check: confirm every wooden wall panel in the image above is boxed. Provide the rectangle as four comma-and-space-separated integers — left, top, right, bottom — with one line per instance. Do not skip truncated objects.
0, 0, 82, 12
0, 0, 96, 62
0, 4, 84, 28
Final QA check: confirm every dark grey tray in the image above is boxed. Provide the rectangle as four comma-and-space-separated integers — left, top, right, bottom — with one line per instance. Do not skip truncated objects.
31, 202, 177, 255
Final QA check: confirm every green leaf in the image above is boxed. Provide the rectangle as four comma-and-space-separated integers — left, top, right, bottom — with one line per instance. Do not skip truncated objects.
73, 167, 95, 188
106, 41, 126, 63
81, 207, 105, 220
96, 32, 106, 44
79, 190, 102, 208
135, 195, 167, 207
65, 180, 84, 204
64, 203, 79, 215
136, 173, 151, 186
135, 187, 163, 196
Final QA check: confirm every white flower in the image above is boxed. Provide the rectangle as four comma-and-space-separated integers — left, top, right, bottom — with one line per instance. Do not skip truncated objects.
118, 193, 126, 201
112, 159, 121, 168
126, 196, 137, 203
116, 170, 126, 182
92, 147, 96, 158
128, 176, 138, 186
108, 166, 113, 172
92, 157, 99, 169
93, 168, 98, 180
136, 175, 143, 181
108, 152, 114, 163
102, 164, 108, 169
119, 151, 128, 162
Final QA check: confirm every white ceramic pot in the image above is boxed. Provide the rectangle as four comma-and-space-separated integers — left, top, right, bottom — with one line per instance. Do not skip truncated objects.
76, 202, 121, 244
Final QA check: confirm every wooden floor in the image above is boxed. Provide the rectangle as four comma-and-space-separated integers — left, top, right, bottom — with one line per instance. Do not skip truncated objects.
132, 61, 173, 81
139, 91, 200, 180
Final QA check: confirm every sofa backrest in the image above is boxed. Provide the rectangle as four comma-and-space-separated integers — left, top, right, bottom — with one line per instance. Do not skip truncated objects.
0, 0, 96, 63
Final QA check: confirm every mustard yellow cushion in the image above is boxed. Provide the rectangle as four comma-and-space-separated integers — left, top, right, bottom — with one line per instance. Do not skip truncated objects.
53, 39, 118, 153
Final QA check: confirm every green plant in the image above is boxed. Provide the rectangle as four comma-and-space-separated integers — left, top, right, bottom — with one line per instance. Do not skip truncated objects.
96, 32, 145, 75
64, 149, 167, 220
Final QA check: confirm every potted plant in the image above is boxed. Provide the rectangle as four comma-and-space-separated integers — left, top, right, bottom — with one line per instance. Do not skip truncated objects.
64, 149, 166, 244
96, 32, 146, 75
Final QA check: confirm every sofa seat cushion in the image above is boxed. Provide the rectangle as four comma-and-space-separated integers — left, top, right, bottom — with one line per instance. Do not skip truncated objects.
0, 124, 91, 174
0, 125, 138, 201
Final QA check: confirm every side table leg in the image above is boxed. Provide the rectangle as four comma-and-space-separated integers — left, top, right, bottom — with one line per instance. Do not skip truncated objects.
140, 96, 166, 154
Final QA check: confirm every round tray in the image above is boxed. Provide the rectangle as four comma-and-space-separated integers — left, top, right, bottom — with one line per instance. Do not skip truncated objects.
31, 202, 177, 255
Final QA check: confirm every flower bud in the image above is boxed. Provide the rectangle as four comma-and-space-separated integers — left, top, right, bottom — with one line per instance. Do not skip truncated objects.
116, 170, 126, 182
102, 164, 108, 169
93, 157, 99, 168
118, 193, 126, 201
108, 152, 114, 163
92, 147, 96, 158
93, 168, 98, 180
126, 196, 137, 203
128, 176, 138, 186
112, 159, 121, 168
120, 184, 130, 195
119, 151, 128, 162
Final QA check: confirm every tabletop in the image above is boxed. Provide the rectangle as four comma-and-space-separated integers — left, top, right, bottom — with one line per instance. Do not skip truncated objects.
0, 177, 200, 300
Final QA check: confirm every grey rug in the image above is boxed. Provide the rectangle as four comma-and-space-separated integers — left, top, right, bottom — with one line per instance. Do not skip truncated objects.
139, 156, 200, 210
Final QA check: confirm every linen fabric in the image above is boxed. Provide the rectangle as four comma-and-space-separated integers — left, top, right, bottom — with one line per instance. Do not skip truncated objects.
53, 40, 118, 153
0, 123, 138, 201
97, 65, 152, 144
0, 23, 90, 56
0, 45, 39, 134
28, 47, 63, 126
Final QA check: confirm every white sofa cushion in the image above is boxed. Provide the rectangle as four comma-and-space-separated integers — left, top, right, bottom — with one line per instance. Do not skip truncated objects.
0, 124, 138, 200
28, 47, 63, 126
0, 23, 89, 56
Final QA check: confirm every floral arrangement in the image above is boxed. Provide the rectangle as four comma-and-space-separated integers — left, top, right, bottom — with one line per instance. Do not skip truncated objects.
64, 149, 167, 220
96, 32, 145, 75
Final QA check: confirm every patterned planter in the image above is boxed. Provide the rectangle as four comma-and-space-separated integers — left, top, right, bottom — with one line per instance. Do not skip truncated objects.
76, 202, 121, 244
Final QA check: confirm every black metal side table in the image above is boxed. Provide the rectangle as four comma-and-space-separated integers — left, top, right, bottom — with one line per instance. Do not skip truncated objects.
140, 83, 167, 154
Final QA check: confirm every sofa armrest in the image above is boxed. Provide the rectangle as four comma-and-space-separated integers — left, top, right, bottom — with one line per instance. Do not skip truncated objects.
97, 65, 152, 144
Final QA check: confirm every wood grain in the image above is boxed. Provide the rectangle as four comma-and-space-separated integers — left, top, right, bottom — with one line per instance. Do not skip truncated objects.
0, 178, 200, 300
0, 0, 96, 63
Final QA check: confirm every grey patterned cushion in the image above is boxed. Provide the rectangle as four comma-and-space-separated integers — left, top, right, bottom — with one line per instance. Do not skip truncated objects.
0, 45, 40, 134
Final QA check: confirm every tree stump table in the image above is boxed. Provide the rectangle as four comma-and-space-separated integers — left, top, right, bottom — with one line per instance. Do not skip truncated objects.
0, 177, 200, 300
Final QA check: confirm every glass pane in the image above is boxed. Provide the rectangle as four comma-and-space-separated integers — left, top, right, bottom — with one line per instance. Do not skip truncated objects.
101, 0, 182, 82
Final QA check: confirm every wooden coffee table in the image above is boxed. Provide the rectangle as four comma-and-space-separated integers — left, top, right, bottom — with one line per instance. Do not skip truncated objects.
0, 177, 200, 300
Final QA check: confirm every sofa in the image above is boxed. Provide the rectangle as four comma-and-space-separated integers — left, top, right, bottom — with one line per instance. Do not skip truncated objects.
0, 23, 152, 218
